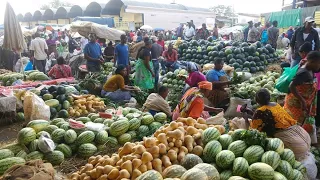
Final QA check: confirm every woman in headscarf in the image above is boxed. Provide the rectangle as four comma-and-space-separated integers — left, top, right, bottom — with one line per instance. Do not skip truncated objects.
179, 62, 206, 93
172, 81, 223, 120
102, 65, 137, 103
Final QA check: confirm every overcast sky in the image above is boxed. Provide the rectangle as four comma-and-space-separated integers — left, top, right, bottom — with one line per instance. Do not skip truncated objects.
0, 0, 283, 24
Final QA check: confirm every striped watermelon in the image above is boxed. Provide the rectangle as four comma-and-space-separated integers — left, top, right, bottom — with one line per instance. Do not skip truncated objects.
233, 157, 249, 176
248, 163, 275, 180
93, 118, 105, 123
162, 165, 187, 178
228, 176, 246, 180
281, 149, 295, 166
2, 143, 27, 155
261, 151, 281, 169
44, 125, 59, 134
117, 133, 132, 145
56, 144, 72, 158
231, 129, 246, 141
128, 118, 141, 131
18, 127, 37, 145
50, 118, 66, 125
154, 112, 167, 123
56, 122, 67, 128
64, 129, 77, 144
203, 140, 222, 163
106, 137, 118, 148
26, 151, 44, 161
0, 149, 14, 160
60, 123, 70, 131
289, 169, 303, 180
181, 154, 203, 170
218, 134, 233, 149
138, 125, 150, 139
243, 145, 264, 164
125, 113, 135, 120
28, 139, 39, 152
45, 150, 64, 165
292, 161, 306, 173
228, 140, 247, 157
26, 120, 50, 133
51, 128, 66, 143
96, 144, 107, 152
77, 143, 97, 157
141, 114, 154, 125
109, 120, 130, 137
180, 168, 207, 180
202, 127, 221, 144
16, 150, 27, 159
95, 131, 109, 145
193, 163, 219, 180
76, 131, 95, 145
149, 122, 162, 134
220, 170, 233, 180
127, 131, 137, 140
103, 119, 114, 126
216, 150, 235, 169
68, 144, 78, 152
276, 160, 293, 178
266, 138, 284, 155
273, 171, 287, 180
0, 157, 25, 175
37, 131, 51, 139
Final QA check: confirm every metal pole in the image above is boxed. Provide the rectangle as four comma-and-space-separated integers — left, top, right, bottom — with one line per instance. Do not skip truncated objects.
292, 0, 296, 9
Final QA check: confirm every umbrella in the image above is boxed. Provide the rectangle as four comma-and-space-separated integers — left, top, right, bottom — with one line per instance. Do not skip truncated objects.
154, 27, 164, 31
3, 2, 26, 52
140, 25, 153, 31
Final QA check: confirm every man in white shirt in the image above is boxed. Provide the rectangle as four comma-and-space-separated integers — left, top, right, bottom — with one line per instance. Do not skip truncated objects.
30, 32, 48, 73
184, 22, 195, 41
80, 37, 88, 51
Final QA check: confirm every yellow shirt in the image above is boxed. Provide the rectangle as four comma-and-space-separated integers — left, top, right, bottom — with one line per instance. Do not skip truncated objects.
250, 103, 297, 131
103, 75, 125, 92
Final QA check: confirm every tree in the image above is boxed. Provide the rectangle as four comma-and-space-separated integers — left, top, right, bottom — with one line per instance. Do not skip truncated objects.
40, 0, 73, 10
209, 5, 237, 18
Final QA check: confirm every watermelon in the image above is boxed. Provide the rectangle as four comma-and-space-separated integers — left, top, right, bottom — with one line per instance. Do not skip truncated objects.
16, 150, 27, 159
202, 127, 221, 144
50, 118, 65, 125
45, 150, 64, 165
203, 140, 222, 163
76, 117, 91, 124
136, 170, 163, 180
106, 137, 118, 148
117, 133, 132, 145
26, 151, 44, 161
243, 145, 264, 164
229, 176, 246, 180
180, 168, 208, 180
218, 134, 233, 149
127, 131, 137, 140
261, 151, 281, 169
194, 163, 220, 180
141, 114, 154, 125
26, 120, 49, 133
162, 165, 187, 178
44, 125, 59, 134
64, 129, 77, 144
220, 170, 233, 180
77, 143, 97, 158
216, 150, 235, 169
60, 123, 70, 131
128, 118, 141, 131
289, 169, 303, 180
181, 154, 203, 170
0, 157, 25, 175
276, 160, 293, 178
281, 149, 295, 165
154, 112, 167, 123
109, 120, 130, 137
56, 144, 72, 158
248, 163, 275, 180
2, 143, 27, 155
233, 157, 249, 176
95, 131, 109, 145
103, 119, 114, 126
228, 140, 247, 157
273, 171, 287, 180
138, 125, 150, 139
51, 128, 66, 143
231, 129, 245, 141
18, 127, 37, 145
69, 143, 78, 152
37, 131, 51, 139
266, 138, 284, 155
292, 161, 306, 173
0, 149, 14, 160
149, 122, 162, 134
28, 139, 39, 152
76, 131, 95, 145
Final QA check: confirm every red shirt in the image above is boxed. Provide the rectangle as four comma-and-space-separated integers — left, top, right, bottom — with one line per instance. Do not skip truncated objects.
130, 32, 134, 38
162, 49, 178, 62
157, 40, 165, 51
48, 64, 72, 79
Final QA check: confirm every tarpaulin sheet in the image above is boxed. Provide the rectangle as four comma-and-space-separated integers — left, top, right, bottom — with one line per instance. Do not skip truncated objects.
269, 9, 301, 28
301, 6, 320, 26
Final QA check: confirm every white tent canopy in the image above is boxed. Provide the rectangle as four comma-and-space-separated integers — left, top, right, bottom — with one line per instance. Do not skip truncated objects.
140, 25, 153, 31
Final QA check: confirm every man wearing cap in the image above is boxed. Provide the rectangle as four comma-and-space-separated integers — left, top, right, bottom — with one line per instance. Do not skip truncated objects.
267, 20, 279, 50
172, 81, 224, 121
151, 36, 162, 90
290, 17, 320, 67
243, 21, 253, 42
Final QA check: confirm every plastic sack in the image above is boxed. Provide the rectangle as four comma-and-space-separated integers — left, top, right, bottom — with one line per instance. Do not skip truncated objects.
285, 48, 292, 62
23, 92, 50, 121
206, 112, 227, 125
38, 134, 55, 153
224, 97, 252, 118
45, 59, 52, 73
229, 117, 249, 130
275, 64, 299, 93
234, 72, 252, 81
300, 151, 317, 180
85, 122, 106, 132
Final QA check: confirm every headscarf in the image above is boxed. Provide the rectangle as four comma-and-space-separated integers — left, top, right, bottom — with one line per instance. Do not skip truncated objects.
198, 81, 212, 91
115, 64, 126, 74
187, 62, 198, 72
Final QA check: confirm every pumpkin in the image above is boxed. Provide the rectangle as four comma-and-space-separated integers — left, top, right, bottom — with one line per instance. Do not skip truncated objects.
180, 154, 203, 170
163, 165, 187, 178
180, 168, 208, 180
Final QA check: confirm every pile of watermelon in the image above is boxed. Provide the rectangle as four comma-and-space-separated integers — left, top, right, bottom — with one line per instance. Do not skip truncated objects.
178, 40, 281, 73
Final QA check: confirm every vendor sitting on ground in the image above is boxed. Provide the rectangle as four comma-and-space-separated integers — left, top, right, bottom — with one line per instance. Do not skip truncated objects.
161, 43, 178, 72
241, 88, 311, 159
102, 65, 138, 102
48, 56, 72, 79
143, 86, 172, 117
179, 62, 206, 90
172, 81, 223, 120
206, 58, 231, 110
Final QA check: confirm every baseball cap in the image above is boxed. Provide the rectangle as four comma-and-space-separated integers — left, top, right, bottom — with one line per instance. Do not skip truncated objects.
305, 17, 315, 23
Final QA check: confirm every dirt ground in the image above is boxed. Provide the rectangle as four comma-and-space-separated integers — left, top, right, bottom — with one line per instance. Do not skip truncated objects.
0, 122, 24, 146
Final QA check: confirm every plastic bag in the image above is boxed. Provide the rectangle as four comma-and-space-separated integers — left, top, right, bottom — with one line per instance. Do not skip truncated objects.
275, 64, 299, 93
38, 134, 55, 153
300, 151, 317, 180
23, 92, 50, 121
45, 59, 52, 73
206, 112, 227, 125
85, 122, 106, 132
229, 117, 249, 130
224, 97, 252, 118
